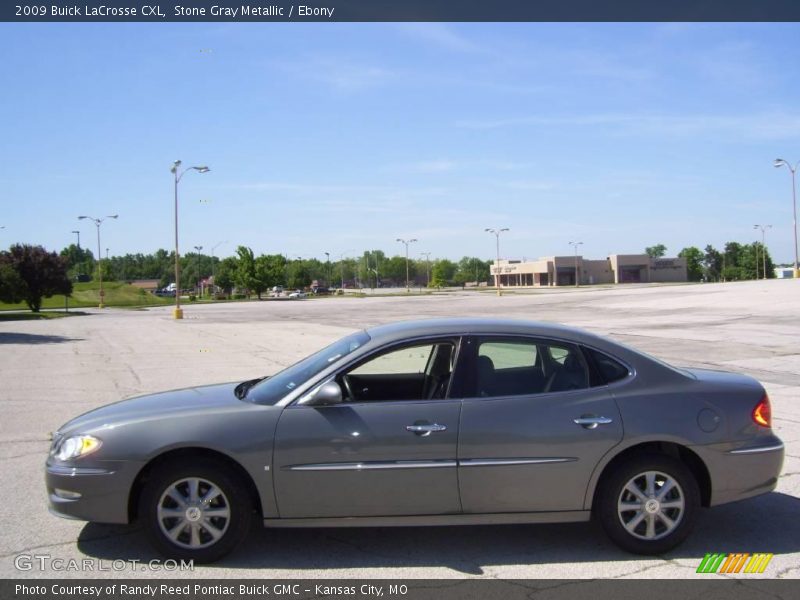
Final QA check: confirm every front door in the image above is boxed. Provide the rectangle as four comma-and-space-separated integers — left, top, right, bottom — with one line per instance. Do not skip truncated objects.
273, 338, 463, 518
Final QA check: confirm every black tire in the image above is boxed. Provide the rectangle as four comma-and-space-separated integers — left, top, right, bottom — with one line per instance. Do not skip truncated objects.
596, 453, 700, 555
139, 458, 253, 563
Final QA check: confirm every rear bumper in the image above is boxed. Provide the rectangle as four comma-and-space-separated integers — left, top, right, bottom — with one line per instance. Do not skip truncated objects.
45, 460, 141, 524
694, 437, 784, 507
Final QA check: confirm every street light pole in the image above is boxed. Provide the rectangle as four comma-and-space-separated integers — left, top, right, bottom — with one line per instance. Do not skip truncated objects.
171, 160, 210, 319
71, 230, 81, 249
396, 238, 417, 292
77, 215, 118, 308
774, 158, 799, 278
754, 224, 772, 280
569, 241, 584, 287
485, 228, 509, 296
193, 245, 203, 295
420, 252, 431, 288
324, 252, 330, 286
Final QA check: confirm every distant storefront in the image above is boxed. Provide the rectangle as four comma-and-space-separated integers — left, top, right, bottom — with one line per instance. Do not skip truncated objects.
490, 254, 688, 287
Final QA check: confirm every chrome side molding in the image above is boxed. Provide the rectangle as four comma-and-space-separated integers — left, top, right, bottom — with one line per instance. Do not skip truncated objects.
728, 443, 784, 455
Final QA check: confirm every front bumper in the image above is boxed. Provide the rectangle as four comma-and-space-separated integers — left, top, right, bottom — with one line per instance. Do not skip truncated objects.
45, 460, 142, 524
694, 436, 785, 507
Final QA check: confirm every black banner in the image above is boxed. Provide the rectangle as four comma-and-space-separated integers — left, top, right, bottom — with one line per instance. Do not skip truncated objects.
3, 0, 800, 22
4, 580, 800, 600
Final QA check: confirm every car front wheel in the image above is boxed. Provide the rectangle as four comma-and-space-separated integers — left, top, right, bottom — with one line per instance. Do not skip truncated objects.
140, 458, 252, 563
597, 453, 700, 555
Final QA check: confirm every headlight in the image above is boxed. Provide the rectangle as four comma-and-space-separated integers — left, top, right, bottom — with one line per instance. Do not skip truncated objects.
53, 435, 102, 461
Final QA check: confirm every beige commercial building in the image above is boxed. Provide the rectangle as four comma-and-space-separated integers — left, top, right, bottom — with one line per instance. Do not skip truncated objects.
491, 254, 688, 287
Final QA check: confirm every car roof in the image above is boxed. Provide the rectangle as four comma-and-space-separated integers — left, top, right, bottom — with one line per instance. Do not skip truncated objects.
365, 318, 604, 345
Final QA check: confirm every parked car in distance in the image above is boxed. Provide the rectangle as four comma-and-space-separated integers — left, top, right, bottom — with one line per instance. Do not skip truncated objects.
288, 290, 307, 299
46, 318, 783, 562
311, 286, 330, 295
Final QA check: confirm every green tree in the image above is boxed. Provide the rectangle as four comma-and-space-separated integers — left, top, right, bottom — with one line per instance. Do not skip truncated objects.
1, 245, 72, 312
430, 259, 457, 287
703, 245, 722, 281
382, 255, 416, 286
454, 256, 491, 285
214, 257, 238, 296
60, 243, 95, 280
357, 250, 385, 288
678, 247, 704, 282
754, 243, 776, 279
645, 244, 667, 258
333, 258, 358, 287
0, 261, 26, 304
723, 242, 744, 281
235, 246, 258, 296
287, 259, 312, 289
255, 254, 287, 295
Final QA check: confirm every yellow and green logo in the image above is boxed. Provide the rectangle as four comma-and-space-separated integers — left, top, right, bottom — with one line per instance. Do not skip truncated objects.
696, 553, 773, 574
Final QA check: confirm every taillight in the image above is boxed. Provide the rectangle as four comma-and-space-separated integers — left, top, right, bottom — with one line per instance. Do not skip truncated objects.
752, 394, 771, 428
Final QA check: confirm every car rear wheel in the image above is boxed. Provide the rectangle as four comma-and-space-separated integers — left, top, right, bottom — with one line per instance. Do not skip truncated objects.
597, 453, 700, 555
140, 458, 252, 563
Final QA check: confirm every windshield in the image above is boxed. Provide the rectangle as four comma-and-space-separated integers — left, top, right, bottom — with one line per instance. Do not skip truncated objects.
246, 331, 371, 405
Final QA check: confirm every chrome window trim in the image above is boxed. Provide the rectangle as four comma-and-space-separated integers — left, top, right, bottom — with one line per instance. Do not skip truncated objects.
288, 333, 466, 407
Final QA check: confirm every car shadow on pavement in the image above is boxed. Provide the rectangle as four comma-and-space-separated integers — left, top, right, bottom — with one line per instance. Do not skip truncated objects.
0, 332, 84, 344
76, 492, 800, 575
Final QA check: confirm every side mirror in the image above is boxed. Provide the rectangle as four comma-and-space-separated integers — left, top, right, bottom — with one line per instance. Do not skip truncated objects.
305, 381, 343, 406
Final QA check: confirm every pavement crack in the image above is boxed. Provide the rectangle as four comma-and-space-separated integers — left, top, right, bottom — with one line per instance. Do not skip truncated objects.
609, 560, 668, 579
4, 450, 45, 460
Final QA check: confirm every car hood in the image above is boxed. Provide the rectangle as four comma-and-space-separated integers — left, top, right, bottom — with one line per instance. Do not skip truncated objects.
56, 382, 246, 435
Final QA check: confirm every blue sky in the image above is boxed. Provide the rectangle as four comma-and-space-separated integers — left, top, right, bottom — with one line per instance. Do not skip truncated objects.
1, 22, 799, 263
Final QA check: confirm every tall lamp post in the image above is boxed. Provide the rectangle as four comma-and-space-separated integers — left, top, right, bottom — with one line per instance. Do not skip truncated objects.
171, 160, 210, 319
396, 238, 417, 292
754, 225, 772, 280
485, 228, 509, 296
420, 252, 431, 288
324, 252, 330, 286
78, 215, 118, 308
774, 158, 799, 278
569, 241, 583, 287
193, 245, 203, 295
71, 230, 81, 248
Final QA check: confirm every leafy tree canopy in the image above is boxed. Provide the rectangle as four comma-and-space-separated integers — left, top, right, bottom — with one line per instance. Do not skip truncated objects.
678, 247, 704, 282
645, 244, 667, 258
1, 244, 72, 312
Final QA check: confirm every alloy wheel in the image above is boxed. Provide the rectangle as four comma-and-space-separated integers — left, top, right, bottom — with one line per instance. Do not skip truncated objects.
617, 470, 685, 541
156, 477, 231, 549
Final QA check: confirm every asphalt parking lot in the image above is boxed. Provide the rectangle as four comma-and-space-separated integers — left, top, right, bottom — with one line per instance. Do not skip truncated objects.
1, 280, 798, 579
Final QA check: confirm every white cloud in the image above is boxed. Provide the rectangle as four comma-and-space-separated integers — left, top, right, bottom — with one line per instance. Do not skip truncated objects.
394, 23, 482, 54
455, 112, 800, 141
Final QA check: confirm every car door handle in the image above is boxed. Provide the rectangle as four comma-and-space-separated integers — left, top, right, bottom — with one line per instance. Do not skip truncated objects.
573, 416, 613, 429
406, 423, 447, 436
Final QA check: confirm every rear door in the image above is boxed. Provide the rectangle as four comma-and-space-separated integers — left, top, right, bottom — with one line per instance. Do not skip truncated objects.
458, 336, 623, 513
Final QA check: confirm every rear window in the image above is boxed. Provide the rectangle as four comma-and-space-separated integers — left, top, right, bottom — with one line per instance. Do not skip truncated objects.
586, 348, 630, 384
